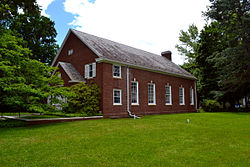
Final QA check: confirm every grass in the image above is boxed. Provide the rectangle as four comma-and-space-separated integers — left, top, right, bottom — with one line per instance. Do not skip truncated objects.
0, 112, 249, 167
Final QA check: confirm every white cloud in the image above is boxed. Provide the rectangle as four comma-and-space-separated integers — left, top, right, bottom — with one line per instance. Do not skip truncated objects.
37, 0, 55, 17
64, 0, 210, 65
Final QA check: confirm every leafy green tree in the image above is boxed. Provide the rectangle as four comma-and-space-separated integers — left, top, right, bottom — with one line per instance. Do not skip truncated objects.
205, 0, 250, 108
176, 24, 202, 104
66, 82, 101, 116
175, 24, 200, 63
0, 30, 68, 113
0, 0, 58, 64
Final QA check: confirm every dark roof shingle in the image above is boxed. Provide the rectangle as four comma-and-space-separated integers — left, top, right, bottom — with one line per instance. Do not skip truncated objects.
59, 62, 85, 82
71, 29, 196, 80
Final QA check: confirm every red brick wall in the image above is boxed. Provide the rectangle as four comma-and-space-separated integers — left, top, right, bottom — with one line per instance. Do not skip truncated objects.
129, 68, 196, 116
100, 63, 196, 118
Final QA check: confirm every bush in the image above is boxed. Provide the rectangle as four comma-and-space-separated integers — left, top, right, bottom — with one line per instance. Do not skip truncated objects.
0, 119, 27, 128
201, 99, 221, 112
65, 82, 101, 116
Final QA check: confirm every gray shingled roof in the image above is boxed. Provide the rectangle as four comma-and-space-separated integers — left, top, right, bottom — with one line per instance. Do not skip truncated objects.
58, 62, 85, 82
71, 29, 196, 80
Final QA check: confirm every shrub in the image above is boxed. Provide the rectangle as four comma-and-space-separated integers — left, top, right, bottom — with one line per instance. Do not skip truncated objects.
201, 99, 221, 112
65, 82, 101, 116
0, 119, 27, 128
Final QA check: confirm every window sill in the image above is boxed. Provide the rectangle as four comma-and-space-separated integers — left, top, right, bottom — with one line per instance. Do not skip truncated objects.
165, 103, 172, 106
113, 76, 122, 79
148, 103, 156, 106
131, 103, 139, 106
179, 104, 185, 106
86, 77, 94, 79
113, 103, 122, 106
190, 103, 194, 106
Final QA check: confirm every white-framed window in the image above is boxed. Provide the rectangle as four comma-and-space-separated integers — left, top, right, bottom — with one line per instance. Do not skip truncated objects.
131, 81, 139, 105
179, 86, 185, 105
85, 63, 96, 79
113, 89, 122, 105
190, 87, 194, 105
68, 49, 73, 55
113, 65, 121, 78
148, 83, 156, 105
165, 85, 172, 105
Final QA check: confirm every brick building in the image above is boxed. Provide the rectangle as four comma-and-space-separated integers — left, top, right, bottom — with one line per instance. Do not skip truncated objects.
52, 29, 197, 118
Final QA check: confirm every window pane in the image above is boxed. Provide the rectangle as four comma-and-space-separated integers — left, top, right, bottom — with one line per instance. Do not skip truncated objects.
179, 87, 184, 104
131, 82, 138, 104
89, 64, 93, 77
113, 90, 121, 104
148, 83, 155, 104
166, 86, 171, 104
190, 88, 194, 104
113, 65, 121, 77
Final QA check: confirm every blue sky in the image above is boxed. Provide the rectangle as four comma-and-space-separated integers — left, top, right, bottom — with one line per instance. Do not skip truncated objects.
38, 0, 210, 65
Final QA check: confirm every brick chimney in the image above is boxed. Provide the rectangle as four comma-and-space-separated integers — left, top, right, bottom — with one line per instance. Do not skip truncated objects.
161, 51, 172, 61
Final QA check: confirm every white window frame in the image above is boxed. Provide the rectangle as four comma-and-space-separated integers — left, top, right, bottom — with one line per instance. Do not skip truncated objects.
148, 83, 156, 105
131, 81, 139, 105
85, 63, 96, 79
113, 65, 121, 78
190, 87, 194, 105
165, 85, 172, 105
113, 89, 122, 105
68, 49, 73, 56
179, 86, 185, 105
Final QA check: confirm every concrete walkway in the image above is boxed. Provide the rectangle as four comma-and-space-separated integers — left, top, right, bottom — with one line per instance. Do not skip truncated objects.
1, 114, 103, 125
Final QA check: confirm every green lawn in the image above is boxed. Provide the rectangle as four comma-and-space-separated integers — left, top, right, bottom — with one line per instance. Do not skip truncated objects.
0, 112, 249, 167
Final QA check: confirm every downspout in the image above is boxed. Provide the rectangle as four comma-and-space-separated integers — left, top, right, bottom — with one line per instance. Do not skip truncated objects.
127, 67, 140, 119
194, 81, 198, 112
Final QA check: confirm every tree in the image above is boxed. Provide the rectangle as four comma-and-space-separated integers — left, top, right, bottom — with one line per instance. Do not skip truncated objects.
0, 0, 58, 64
205, 0, 250, 108
175, 24, 200, 63
175, 24, 202, 104
0, 30, 68, 113
196, 22, 228, 102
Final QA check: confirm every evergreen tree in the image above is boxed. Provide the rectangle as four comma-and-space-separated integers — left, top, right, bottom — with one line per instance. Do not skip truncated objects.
205, 0, 250, 108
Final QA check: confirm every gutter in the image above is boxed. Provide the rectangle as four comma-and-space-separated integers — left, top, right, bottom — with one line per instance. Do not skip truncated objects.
127, 67, 140, 119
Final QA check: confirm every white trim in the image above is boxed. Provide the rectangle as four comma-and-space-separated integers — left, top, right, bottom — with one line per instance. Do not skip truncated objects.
85, 63, 96, 79
92, 62, 96, 77
68, 49, 73, 56
179, 87, 185, 105
85, 64, 89, 78
165, 85, 172, 105
148, 83, 156, 105
131, 81, 139, 105
190, 87, 194, 105
195, 82, 198, 111
113, 64, 121, 78
113, 89, 122, 105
